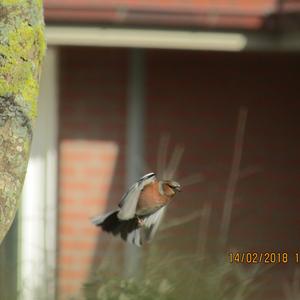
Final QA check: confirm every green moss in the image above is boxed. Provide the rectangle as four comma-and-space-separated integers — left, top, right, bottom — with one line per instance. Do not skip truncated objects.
37, 0, 43, 11
8, 21, 35, 57
0, 0, 20, 5
23, 75, 39, 118
36, 25, 46, 63
0, 20, 45, 119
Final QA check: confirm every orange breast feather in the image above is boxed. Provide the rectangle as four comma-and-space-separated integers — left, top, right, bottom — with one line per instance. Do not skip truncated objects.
137, 181, 171, 215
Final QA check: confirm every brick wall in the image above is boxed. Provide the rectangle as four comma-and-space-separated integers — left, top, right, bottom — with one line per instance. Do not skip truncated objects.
44, 0, 277, 29
146, 50, 300, 252
58, 47, 300, 299
58, 47, 128, 298
145, 50, 300, 298
45, 0, 275, 11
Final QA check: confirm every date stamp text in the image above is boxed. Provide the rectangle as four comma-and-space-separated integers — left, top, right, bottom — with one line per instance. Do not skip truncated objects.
228, 252, 300, 264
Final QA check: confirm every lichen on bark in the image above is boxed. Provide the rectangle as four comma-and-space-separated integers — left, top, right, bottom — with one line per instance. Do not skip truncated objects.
0, 0, 45, 244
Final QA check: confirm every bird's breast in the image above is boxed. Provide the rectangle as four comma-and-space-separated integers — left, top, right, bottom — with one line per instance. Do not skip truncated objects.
136, 182, 172, 216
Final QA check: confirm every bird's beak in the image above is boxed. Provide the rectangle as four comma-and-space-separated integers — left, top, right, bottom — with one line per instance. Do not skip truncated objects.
166, 181, 181, 192
175, 185, 181, 192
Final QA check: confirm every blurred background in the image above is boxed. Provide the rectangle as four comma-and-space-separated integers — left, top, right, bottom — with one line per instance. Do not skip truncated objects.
1, 0, 300, 299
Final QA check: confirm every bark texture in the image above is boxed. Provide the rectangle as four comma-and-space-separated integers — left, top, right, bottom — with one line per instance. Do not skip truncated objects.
0, 0, 45, 244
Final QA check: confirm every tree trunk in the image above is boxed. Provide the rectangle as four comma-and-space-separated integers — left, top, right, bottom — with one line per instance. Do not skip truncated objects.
0, 0, 46, 244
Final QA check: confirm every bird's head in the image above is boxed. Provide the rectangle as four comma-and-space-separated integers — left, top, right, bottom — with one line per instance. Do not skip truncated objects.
161, 180, 181, 196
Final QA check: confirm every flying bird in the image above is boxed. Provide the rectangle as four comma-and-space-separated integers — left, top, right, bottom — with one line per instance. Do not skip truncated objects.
92, 172, 181, 247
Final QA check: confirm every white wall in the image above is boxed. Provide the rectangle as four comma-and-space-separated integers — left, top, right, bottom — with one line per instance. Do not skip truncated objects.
19, 47, 59, 300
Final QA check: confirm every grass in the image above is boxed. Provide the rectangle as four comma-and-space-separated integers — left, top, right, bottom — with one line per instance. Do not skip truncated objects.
83, 241, 265, 300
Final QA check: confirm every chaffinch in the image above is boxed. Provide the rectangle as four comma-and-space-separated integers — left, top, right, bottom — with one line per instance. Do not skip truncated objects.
92, 172, 181, 247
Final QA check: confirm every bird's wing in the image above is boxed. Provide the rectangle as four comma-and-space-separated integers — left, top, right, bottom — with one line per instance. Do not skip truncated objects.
117, 172, 156, 220
91, 210, 118, 226
143, 206, 167, 242
127, 228, 143, 247
126, 206, 167, 247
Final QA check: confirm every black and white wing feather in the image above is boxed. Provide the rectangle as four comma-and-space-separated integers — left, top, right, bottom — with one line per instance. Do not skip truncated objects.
143, 206, 166, 242
126, 206, 166, 246
117, 172, 156, 220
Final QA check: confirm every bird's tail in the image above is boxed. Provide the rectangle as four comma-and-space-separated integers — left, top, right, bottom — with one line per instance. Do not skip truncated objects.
92, 211, 142, 246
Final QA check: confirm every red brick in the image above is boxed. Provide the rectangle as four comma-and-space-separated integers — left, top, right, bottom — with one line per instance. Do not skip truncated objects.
58, 47, 127, 298
59, 253, 97, 266
59, 239, 97, 251
58, 268, 89, 281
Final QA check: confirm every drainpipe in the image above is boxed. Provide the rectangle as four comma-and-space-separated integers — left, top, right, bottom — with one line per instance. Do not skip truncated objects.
124, 49, 146, 277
